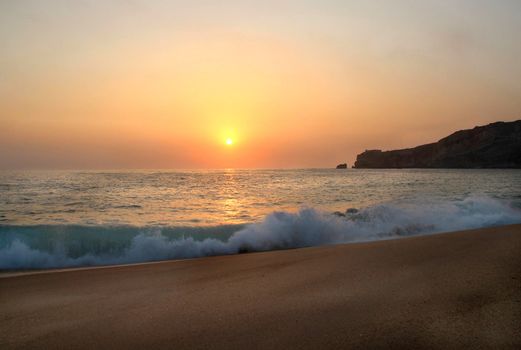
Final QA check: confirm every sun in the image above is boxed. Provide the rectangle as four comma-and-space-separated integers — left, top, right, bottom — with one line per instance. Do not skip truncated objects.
226, 138, 233, 145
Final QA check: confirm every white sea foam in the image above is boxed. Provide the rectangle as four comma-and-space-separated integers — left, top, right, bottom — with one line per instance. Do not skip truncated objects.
1, 196, 520, 269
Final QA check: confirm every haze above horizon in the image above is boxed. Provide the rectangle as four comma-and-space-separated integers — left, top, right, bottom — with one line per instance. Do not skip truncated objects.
1, 0, 520, 169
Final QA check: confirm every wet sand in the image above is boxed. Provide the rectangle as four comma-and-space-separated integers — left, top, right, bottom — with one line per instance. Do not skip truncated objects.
1, 225, 520, 349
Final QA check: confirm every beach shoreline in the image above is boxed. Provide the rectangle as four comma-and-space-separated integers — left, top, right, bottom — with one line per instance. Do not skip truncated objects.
0, 226, 495, 278
1, 224, 520, 349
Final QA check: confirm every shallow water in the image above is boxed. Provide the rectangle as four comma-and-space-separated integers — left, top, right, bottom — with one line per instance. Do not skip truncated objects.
2, 169, 520, 226
1, 169, 521, 269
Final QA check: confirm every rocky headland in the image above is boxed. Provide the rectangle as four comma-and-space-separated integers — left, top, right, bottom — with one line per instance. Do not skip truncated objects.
354, 120, 521, 168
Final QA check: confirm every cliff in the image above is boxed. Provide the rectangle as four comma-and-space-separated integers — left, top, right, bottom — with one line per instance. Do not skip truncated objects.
354, 120, 521, 168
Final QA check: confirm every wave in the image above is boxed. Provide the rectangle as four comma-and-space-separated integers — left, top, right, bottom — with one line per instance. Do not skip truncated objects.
1, 195, 520, 270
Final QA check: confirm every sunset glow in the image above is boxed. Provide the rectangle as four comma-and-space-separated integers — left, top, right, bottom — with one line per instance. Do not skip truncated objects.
1, 1, 520, 169
1, 3, 521, 347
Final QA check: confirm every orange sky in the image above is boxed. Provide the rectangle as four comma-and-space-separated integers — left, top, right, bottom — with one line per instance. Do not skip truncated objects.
1, 1, 520, 169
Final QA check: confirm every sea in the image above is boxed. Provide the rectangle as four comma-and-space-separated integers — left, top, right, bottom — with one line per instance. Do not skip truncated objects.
1, 169, 521, 270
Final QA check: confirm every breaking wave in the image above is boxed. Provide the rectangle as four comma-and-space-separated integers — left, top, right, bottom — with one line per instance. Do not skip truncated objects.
1, 195, 520, 270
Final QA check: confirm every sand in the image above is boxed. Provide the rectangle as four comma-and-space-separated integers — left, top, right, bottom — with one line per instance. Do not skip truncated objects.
1, 225, 520, 349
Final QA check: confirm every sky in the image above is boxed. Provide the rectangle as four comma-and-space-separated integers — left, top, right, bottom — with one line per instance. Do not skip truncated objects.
1, 0, 520, 169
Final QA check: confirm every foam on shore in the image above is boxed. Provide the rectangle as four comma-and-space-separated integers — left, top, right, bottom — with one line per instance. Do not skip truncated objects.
1, 195, 520, 269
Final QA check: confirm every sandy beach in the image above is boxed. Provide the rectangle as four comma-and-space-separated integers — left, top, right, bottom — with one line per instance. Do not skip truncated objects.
1, 224, 520, 349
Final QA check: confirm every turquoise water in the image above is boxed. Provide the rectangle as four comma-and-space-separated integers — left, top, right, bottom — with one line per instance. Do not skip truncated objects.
1, 169, 521, 269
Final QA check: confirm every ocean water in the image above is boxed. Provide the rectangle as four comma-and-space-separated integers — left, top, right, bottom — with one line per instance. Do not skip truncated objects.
1, 169, 521, 269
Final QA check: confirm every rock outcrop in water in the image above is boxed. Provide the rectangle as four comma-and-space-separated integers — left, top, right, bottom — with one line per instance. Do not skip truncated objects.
354, 120, 521, 168
336, 163, 348, 169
